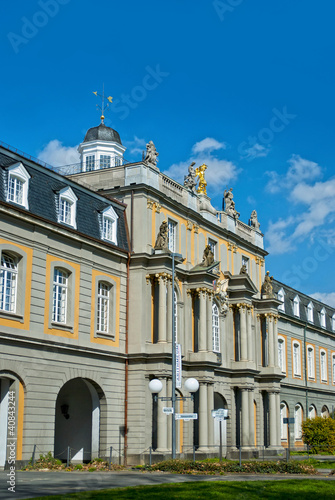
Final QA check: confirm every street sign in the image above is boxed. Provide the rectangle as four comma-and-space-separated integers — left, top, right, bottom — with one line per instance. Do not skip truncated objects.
283, 418, 295, 424
175, 413, 198, 420
211, 408, 228, 419
163, 407, 174, 414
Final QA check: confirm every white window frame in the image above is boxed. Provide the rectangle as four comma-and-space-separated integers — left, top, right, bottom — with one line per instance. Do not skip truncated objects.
320, 349, 327, 382
241, 255, 249, 272
294, 404, 303, 440
278, 336, 286, 373
85, 155, 95, 171
293, 295, 300, 317
100, 155, 111, 169
277, 288, 285, 312
307, 302, 314, 323
212, 301, 220, 353
58, 187, 77, 228
293, 341, 301, 377
208, 239, 217, 260
52, 268, 68, 324
0, 253, 18, 313
97, 281, 110, 333
102, 206, 118, 245
308, 405, 316, 419
320, 308, 326, 329
168, 220, 177, 253
332, 354, 335, 385
307, 345, 315, 380
332, 314, 335, 332
6, 163, 30, 209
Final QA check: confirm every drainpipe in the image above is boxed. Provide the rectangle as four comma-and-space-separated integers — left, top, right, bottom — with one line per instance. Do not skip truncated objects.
304, 323, 308, 419
124, 252, 130, 465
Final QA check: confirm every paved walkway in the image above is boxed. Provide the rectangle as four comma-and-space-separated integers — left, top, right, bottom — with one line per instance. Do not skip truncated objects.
0, 470, 334, 500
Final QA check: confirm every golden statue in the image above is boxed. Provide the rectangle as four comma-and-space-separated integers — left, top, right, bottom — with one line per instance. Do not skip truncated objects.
195, 163, 207, 195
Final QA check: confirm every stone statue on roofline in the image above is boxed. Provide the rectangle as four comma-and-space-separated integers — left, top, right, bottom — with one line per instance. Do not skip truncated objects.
144, 140, 159, 168
184, 161, 197, 192
223, 188, 240, 219
249, 210, 260, 230
261, 271, 274, 298
199, 244, 214, 267
154, 220, 169, 251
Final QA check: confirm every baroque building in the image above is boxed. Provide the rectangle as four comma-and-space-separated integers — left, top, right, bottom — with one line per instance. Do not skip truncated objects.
0, 116, 334, 466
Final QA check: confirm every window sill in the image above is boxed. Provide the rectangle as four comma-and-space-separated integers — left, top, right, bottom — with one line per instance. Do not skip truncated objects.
0, 311, 24, 322
95, 331, 115, 340
51, 322, 74, 333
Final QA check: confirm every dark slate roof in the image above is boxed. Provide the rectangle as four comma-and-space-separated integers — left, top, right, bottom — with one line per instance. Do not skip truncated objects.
0, 149, 129, 253
83, 123, 122, 145
273, 279, 334, 332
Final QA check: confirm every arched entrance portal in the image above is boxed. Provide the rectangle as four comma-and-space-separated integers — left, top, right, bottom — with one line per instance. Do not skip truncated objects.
213, 393, 228, 456
0, 375, 24, 467
54, 378, 102, 462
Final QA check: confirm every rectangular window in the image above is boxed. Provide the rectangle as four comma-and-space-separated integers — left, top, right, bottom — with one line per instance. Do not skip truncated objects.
320, 351, 327, 382
168, 220, 177, 252
100, 155, 111, 169
8, 176, 23, 205
307, 347, 315, 379
86, 155, 95, 171
103, 218, 114, 241
242, 255, 249, 272
293, 342, 301, 377
208, 239, 217, 260
97, 282, 110, 332
60, 199, 72, 225
212, 302, 220, 352
332, 354, 335, 385
52, 269, 68, 323
0, 253, 17, 313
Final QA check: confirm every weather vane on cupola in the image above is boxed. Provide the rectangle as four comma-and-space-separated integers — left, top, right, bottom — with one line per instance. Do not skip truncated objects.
93, 84, 113, 124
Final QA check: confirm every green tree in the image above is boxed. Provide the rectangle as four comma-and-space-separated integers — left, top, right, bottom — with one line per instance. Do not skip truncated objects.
302, 416, 335, 454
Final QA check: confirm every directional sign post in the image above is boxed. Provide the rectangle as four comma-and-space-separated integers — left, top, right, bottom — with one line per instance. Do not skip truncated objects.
283, 417, 295, 461
211, 409, 228, 461
175, 413, 198, 421
163, 407, 174, 414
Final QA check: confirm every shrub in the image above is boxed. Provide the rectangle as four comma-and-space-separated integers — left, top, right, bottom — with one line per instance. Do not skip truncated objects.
302, 416, 335, 454
75, 464, 83, 470
88, 466, 97, 472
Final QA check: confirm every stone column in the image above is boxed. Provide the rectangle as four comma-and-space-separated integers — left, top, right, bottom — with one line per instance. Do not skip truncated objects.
241, 388, 250, 447
246, 308, 253, 362
230, 387, 237, 449
268, 391, 277, 448
157, 378, 168, 452
158, 276, 167, 343
248, 389, 255, 447
273, 316, 279, 368
166, 378, 172, 450
198, 382, 209, 451
207, 383, 214, 451
275, 391, 281, 447
199, 292, 207, 352
166, 280, 172, 343
206, 295, 213, 352
240, 306, 248, 361
268, 316, 274, 367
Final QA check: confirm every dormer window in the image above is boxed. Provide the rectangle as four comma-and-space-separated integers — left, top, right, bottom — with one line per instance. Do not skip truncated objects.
58, 187, 77, 228
277, 288, 285, 312
307, 302, 314, 323
102, 206, 118, 245
100, 155, 111, 169
332, 313, 335, 332
6, 163, 30, 209
320, 307, 326, 329
293, 295, 300, 317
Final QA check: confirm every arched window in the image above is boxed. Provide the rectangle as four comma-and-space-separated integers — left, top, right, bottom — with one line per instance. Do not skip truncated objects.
58, 187, 77, 228
278, 337, 285, 373
321, 405, 329, 418
6, 162, 30, 209
308, 405, 316, 419
101, 206, 118, 245
52, 268, 69, 324
307, 302, 314, 323
0, 253, 18, 313
97, 281, 111, 333
212, 302, 220, 353
332, 354, 335, 385
320, 350, 327, 382
277, 288, 285, 312
280, 402, 288, 440
294, 404, 303, 440
307, 345, 315, 380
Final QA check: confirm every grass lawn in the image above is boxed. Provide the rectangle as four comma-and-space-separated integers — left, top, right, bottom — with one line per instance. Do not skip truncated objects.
30, 479, 335, 500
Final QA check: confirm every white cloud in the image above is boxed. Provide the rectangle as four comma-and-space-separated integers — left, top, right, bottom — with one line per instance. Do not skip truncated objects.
266, 155, 323, 193
163, 137, 239, 194
38, 140, 80, 167
124, 136, 146, 157
265, 217, 297, 255
243, 143, 270, 160
310, 292, 335, 308
192, 137, 226, 154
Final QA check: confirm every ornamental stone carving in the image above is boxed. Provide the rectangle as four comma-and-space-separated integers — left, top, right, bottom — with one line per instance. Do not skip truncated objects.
184, 162, 197, 192
154, 220, 169, 251
214, 278, 229, 315
261, 271, 274, 298
199, 244, 214, 267
144, 140, 159, 167
223, 188, 240, 219
249, 210, 260, 230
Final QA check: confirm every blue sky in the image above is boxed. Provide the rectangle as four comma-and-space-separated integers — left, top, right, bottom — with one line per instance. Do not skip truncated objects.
1, 0, 335, 305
